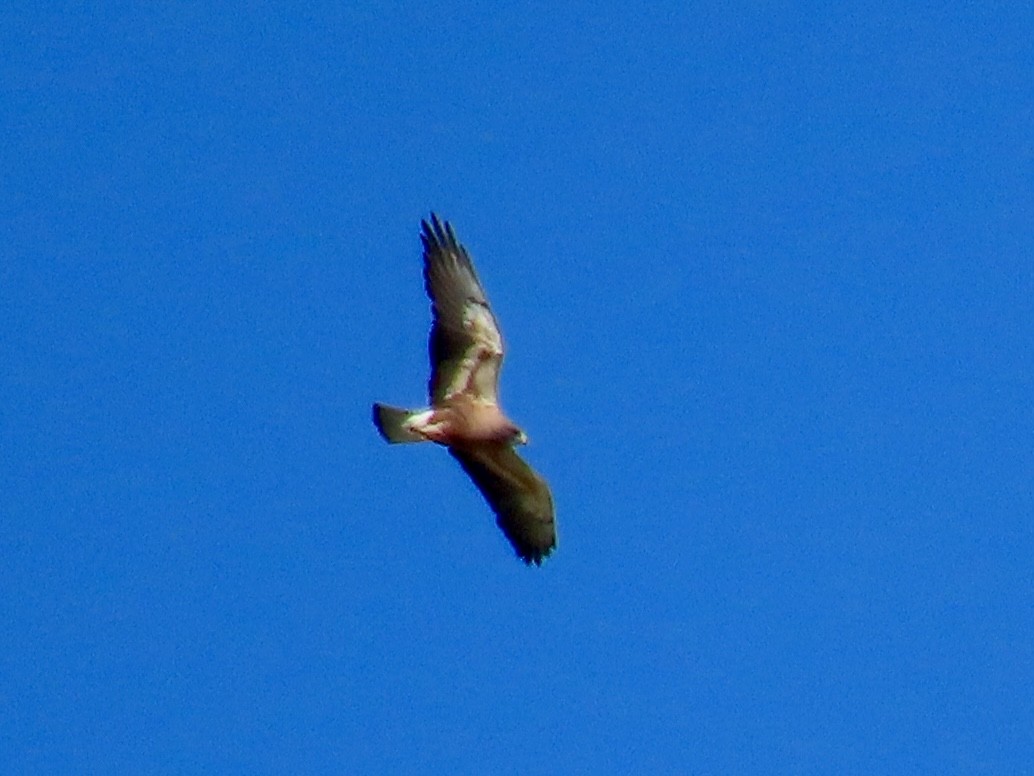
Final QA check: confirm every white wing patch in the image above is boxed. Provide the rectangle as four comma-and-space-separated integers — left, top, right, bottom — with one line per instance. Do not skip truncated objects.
441, 299, 503, 401
464, 300, 503, 355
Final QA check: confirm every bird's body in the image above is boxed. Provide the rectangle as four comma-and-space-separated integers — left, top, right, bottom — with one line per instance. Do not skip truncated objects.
374, 394, 521, 446
372, 215, 556, 565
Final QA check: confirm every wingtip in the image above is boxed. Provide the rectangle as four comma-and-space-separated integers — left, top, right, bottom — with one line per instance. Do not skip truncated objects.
420, 212, 458, 254
421, 211, 441, 238
517, 542, 556, 567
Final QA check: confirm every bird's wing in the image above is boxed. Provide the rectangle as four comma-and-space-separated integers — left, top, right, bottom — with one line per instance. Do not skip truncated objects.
422, 214, 504, 406
449, 443, 556, 565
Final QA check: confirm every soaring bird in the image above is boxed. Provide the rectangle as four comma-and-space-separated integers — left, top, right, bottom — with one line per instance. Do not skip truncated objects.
373, 215, 556, 565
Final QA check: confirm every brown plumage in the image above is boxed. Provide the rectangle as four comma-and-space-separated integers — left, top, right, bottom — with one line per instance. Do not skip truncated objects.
373, 215, 556, 565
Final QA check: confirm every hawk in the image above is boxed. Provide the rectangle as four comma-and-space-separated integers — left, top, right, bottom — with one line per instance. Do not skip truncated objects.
373, 214, 556, 565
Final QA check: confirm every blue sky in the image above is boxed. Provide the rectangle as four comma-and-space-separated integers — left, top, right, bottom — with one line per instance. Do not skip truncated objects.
3, 3, 1032, 773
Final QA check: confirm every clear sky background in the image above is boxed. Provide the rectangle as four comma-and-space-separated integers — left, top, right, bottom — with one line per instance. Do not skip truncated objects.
3, 3, 1032, 774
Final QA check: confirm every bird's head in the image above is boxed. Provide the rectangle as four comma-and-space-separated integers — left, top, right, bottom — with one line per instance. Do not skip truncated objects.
512, 428, 528, 446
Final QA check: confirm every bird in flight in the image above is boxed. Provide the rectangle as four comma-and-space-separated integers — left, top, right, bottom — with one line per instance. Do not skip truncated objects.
373, 214, 556, 565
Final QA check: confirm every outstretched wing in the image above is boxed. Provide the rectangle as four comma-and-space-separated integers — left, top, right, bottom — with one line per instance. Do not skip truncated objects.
422, 214, 504, 405
449, 443, 556, 565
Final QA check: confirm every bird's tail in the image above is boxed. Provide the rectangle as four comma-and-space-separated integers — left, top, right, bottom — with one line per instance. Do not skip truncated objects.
372, 403, 428, 444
